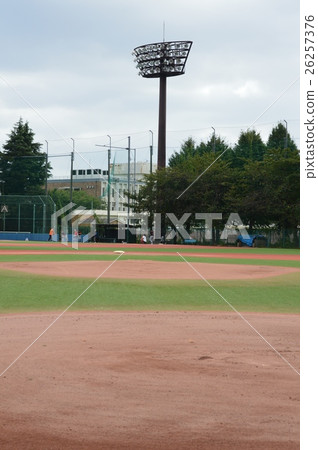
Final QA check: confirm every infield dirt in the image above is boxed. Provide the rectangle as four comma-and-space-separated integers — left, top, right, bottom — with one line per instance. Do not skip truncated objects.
0, 244, 299, 448
0, 311, 299, 449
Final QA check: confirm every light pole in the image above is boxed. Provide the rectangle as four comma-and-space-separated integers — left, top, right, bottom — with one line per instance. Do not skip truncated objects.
45, 140, 49, 195
149, 130, 153, 174
284, 120, 288, 149
70, 138, 75, 204
127, 136, 131, 242
107, 135, 111, 224
211, 127, 216, 153
133, 40, 192, 169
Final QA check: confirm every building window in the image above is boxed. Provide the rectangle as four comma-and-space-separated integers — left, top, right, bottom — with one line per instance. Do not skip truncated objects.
87, 169, 92, 175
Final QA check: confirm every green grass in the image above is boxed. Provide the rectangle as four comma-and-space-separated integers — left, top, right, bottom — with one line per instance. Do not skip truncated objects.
0, 253, 299, 268
0, 243, 300, 314
0, 269, 299, 314
0, 242, 300, 255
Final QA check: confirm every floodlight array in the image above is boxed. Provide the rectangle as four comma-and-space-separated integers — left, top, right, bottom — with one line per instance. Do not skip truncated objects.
132, 41, 192, 78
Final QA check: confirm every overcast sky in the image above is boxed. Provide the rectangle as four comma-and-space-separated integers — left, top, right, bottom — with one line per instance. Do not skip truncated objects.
0, 0, 300, 175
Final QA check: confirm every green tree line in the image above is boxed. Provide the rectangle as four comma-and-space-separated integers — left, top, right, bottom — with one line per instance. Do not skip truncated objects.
0, 119, 104, 210
130, 123, 299, 242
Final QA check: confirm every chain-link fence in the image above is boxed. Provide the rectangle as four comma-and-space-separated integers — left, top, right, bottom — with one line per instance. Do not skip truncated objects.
0, 195, 56, 235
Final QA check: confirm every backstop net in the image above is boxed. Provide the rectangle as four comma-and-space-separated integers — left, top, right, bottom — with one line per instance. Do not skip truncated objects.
0, 195, 56, 235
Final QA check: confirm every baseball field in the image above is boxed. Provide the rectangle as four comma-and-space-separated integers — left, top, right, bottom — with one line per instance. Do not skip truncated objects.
0, 241, 300, 449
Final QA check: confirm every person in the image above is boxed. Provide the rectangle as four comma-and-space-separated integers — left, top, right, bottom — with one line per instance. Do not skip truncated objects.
48, 228, 54, 241
141, 234, 147, 244
149, 231, 154, 245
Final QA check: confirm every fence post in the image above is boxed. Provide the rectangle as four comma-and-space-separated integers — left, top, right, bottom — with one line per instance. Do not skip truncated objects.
33, 204, 36, 234
18, 204, 21, 232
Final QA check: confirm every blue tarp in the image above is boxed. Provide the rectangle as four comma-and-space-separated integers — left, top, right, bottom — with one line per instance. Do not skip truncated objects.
237, 234, 266, 247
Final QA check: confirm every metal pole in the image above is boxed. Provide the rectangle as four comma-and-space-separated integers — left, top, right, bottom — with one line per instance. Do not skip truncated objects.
45, 140, 48, 195
107, 135, 111, 224
284, 120, 288, 149
70, 138, 75, 204
211, 127, 216, 153
127, 136, 131, 242
149, 130, 153, 174
158, 76, 167, 169
43, 204, 46, 234
133, 148, 136, 208
33, 204, 36, 234
18, 204, 20, 232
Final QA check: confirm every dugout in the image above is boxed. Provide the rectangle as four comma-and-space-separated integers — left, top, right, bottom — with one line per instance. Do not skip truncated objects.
96, 224, 137, 243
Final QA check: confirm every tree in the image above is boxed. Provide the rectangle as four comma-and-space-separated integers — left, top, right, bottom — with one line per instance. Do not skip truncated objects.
263, 148, 300, 231
168, 135, 232, 167
225, 161, 273, 231
231, 130, 266, 168
49, 189, 105, 211
131, 128, 299, 244
0, 119, 51, 195
168, 137, 196, 167
196, 135, 232, 158
131, 151, 232, 242
267, 122, 298, 152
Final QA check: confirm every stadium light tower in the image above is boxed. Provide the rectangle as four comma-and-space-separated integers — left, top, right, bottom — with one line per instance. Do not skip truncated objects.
132, 40, 192, 169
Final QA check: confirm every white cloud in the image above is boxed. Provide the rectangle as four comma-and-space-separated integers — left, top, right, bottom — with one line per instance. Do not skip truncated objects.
233, 81, 263, 98
0, 0, 300, 174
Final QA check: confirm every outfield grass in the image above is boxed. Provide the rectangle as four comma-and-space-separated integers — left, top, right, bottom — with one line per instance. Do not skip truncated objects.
0, 253, 299, 268
0, 242, 300, 255
0, 269, 299, 314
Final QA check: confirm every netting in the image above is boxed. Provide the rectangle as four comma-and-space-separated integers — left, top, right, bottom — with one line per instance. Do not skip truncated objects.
0, 195, 55, 234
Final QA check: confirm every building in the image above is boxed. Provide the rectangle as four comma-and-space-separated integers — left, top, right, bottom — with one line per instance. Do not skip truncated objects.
110, 162, 154, 212
47, 169, 107, 199
47, 162, 155, 220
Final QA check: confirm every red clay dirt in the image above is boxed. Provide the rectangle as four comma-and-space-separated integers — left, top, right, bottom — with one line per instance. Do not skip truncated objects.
0, 243, 299, 448
0, 259, 299, 280
0, 241, 300, 261
0, 311, 299, 450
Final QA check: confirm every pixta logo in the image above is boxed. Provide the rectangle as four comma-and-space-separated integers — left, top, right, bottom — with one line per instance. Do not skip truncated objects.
119, 212, 250, 241
51, 203, 96, 250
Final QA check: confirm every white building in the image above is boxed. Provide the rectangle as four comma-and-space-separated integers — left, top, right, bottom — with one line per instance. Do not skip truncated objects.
47, 162, 156, 223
